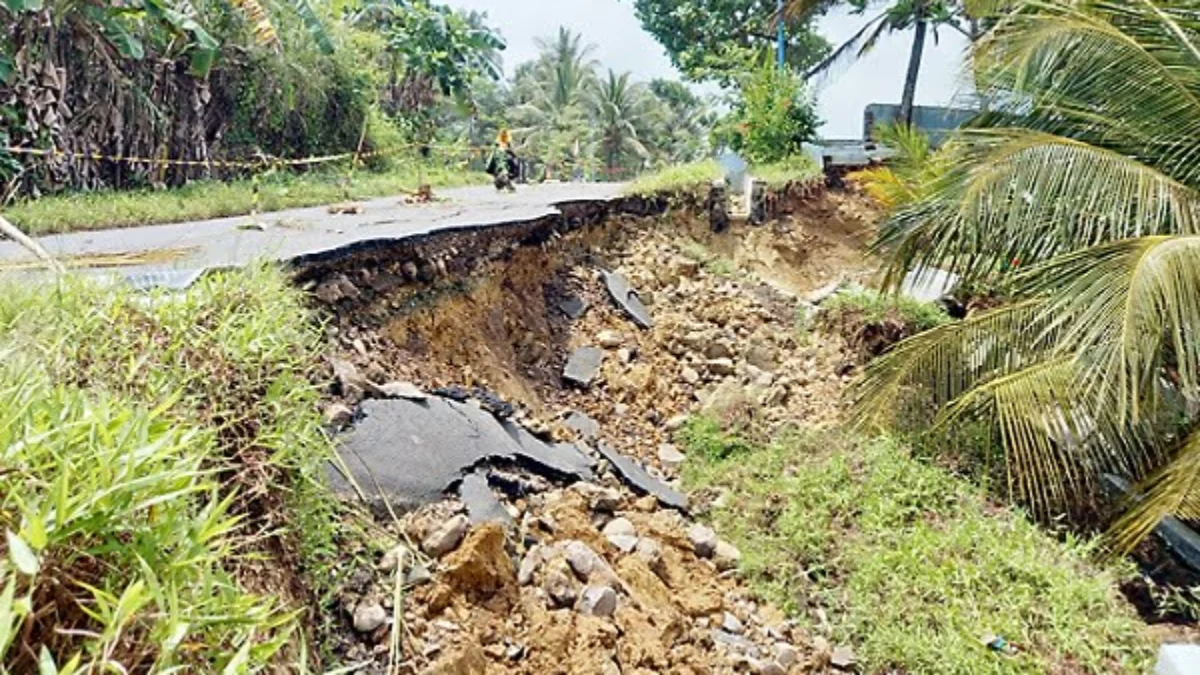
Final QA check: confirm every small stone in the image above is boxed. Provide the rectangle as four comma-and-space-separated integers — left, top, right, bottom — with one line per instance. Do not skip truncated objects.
372, 380, 427, 400
405, 563, 432, 587
563, 541, 611, 582
597, 330, 623, 349
573, 483, 622, 512
812, 636, 833, 663
657, 444, 686, 472
421, 515, 470, 558
324, 403, 354, 426
831, 645, 856, 670
577, 585, 618, 617
775, 643, 799, 669
613, 403, 629, 416
564, 347, 604, 388
704, 341, 734, 360
707, 358, 735, 376
331, 357, 368, 399
721, 612, 745, 635
543, 564, 578, 609
602, 517, 639, 553
353, 601, 387, 633
518, 546, 544, 586
714, 540, 742, 571
681, 366, 701, 385
711, 629, 759, 657
633, 494, 658, 512
617, 348, 633, 364
688, 524, 718, 558
634, 538, 663, 570
664, 414, 689, 431
505, 643, 525, 660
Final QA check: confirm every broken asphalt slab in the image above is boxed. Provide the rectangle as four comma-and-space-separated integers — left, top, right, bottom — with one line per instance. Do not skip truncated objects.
601, 269, 654, 329
596, 443, 688, 511
563, 347, 604, 388
331, 397, 595, 513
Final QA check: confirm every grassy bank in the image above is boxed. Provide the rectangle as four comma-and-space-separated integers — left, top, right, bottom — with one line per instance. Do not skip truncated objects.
624, 160, 723, 196
679, 421, 1153, 674
0, 267, 336, 671
4, 162, 489, 236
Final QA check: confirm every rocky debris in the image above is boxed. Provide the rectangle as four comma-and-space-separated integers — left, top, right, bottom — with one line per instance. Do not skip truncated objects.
776, 642, 799, 669
564, 410, 600, 440
353, 601, 387, 633
330, 357, 369, 401
459, 472, 514, 527
572, 482, 623, 513
576, 585, 618, 617
596, 443, 688, 511
721, 611, 745, 634
563, 346, 604, 388
423, 515, 470, 558
831, 644, 856, 670
665, 414, 689, 431
601, 269, 654, 329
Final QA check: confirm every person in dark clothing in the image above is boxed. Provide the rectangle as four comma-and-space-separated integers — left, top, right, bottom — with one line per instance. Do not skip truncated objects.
486, 129, 518, 192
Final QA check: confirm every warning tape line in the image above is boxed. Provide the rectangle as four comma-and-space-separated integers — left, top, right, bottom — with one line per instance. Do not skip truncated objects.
2, 142, 491, 170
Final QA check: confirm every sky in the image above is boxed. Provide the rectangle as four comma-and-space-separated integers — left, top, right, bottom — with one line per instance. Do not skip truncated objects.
449, 0, 974, 138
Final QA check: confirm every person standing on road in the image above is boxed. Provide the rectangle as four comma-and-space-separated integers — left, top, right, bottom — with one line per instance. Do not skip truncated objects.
487, 129, 518, 192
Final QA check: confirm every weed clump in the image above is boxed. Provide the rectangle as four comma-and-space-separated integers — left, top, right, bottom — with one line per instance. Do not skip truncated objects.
0, 267, 334, 672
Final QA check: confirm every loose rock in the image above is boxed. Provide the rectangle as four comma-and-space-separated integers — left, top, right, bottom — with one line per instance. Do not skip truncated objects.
657, 444, 686, 472
577, 585, 618, 617
422, 514, 470, 557
707, 358, 735, 376
564, 347, 604, 388
353, 601, 388, 633
601, 517, 639, 553
721, 612, 745, 635
714, 540, 742, 571
597, 330, 623, 349
688, 524, 718, 558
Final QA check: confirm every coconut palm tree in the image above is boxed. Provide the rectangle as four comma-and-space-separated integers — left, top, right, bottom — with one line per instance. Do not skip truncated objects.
587, 70, 651, 177
850, 0, 1200, 550
510, 28, 599, 177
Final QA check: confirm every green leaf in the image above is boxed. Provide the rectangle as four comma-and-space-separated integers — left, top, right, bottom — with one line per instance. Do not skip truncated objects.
3, 0, 44, 11
5, 530, 38, 576
83, 7, 145, 60
38, 646, 58, 675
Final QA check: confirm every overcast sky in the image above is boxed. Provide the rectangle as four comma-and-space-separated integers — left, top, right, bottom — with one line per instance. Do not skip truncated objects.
449, 0, 973, 137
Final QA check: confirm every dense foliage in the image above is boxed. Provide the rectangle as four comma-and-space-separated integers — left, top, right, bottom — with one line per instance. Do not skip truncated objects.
712, 61, 819, 164
852, 0, 1200, 549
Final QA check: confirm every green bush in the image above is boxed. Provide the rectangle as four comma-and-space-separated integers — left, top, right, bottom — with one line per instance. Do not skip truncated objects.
0, 267, 333, 672
825, 288, 951, 333
713, 62, 819, 165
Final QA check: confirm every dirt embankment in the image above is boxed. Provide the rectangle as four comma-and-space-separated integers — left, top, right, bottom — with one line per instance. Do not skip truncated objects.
303, 184, 884, 674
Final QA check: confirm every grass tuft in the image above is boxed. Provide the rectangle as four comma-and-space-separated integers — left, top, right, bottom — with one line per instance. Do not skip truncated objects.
4, 161, 488, 236
624, 160, 723, 197
0, 266, 335, 672
825, 287, 951, 333
753, 155, 822, 188
681, 424, 1153, 674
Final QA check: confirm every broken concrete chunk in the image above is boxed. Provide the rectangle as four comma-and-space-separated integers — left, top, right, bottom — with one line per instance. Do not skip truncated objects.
597, 443, 688, 511
563, 347, 604, 388
422, 514, 470, 558
459, 472, 513, 527
558, 295, 588, 320
601, 269, 654, 329
371, 380, 427, 400
564, 411, 601, 440
688, 524, 718, 558
577, 585, 618, 617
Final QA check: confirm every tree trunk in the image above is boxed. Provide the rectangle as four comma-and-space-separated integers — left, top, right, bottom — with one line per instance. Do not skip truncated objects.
899, 17, 927, 126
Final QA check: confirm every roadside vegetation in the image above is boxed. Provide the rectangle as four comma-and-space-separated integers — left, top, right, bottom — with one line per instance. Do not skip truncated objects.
5, 161, 487, 235
0, 267, 336, 671
681, 421, 1152, 674
623, 160, 723, 197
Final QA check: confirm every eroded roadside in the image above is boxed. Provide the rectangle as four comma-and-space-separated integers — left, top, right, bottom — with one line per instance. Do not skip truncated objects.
295, 181, 890, 674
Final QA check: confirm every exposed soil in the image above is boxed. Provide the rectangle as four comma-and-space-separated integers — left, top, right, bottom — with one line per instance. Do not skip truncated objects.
303, 184, 887, 674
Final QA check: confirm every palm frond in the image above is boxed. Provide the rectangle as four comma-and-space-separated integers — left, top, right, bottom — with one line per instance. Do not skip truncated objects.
1108, 425, 1200, 553
228, 0, 279, 48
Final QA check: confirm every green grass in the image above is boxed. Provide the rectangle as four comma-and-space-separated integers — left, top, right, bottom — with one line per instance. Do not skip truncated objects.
0, 267, 336, 672
680, 421, 1153, 674
825, 287, 952, 332
752, 155, 822, 188
4, 162, 489, 235
679, 239, 739, 277
623, 160, 723, 197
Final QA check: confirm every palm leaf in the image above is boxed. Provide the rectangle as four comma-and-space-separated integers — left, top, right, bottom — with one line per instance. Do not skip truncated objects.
1109, 426, 1200, 553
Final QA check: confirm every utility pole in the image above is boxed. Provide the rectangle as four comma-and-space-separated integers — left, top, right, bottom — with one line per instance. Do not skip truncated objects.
776, 0, 786, 68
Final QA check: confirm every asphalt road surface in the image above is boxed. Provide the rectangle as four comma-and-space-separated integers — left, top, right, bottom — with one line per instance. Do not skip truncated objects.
0, 182, 624, 287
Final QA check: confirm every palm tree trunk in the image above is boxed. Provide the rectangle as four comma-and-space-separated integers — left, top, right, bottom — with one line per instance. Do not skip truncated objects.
899, 16, 927, 126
